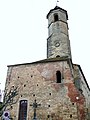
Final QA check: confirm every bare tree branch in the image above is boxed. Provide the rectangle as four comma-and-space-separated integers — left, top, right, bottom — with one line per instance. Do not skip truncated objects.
0, 86, 18, 116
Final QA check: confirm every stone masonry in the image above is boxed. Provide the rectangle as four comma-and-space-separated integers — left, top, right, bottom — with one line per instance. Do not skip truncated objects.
3, 58, 89, 120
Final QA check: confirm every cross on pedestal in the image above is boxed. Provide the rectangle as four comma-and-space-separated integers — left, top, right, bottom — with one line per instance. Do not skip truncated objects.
30, 99, 41, 120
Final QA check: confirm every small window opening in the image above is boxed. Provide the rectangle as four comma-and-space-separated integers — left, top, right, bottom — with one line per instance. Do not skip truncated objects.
70, 114, 72, 118
54, 14, 59, 22
72, 103, 74, 105
48, 105, 50, 107
56, 55, 60, 58
56, 71, 61, 83
11, 106, 13, 109
31, 75, 33, 78
33, 94, 35, 97
47, 115, 50, 118
12, 85, 14, 88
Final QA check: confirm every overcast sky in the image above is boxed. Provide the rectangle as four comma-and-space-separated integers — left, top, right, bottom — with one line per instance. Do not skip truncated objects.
0, 0, 90, 91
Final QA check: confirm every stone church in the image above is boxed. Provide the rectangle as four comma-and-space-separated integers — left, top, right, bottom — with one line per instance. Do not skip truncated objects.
3, 5, 90, 120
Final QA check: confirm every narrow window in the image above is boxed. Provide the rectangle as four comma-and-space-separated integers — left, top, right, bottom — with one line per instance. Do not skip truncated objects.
48, 105, 50, 107
18, 100, 28, 120
47, 115, 50, 118
56, 71, 61, 83
54, 14, 59, 22
72, 103, 74, 105
70, 114, 72, 118
56, 55, 60, 58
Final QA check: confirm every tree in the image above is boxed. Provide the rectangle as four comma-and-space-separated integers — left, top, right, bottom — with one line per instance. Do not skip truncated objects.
0, 86, 18, 117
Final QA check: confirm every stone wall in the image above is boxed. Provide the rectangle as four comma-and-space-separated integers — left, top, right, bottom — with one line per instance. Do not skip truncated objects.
4, 60, 87, 120
73, 65, 90, 119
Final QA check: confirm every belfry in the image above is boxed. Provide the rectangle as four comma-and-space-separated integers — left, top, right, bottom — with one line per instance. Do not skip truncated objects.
2, 4, 90, 120
47, 6, 71, 59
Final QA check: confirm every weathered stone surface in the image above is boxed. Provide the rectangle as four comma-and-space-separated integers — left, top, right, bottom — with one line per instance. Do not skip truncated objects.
47, 7, 71, 59
3, 60, 89, 120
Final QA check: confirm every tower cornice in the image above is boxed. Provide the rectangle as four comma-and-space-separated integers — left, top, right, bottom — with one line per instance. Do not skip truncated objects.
46, 6, 68, 20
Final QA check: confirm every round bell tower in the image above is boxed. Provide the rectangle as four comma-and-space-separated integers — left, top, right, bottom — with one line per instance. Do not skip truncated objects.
47, 6, 72, 59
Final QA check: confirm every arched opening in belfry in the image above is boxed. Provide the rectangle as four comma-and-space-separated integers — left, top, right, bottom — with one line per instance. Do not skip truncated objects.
56, 55, 60, 58
56, 71, 61, 83
54, 14, 59, 22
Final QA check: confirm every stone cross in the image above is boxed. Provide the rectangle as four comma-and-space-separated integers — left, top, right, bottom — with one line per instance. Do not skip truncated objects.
30, 99, 41, 120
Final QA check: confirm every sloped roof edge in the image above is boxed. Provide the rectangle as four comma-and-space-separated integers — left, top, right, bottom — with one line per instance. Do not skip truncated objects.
73, 64, 90, 91
7, 56, 70, 67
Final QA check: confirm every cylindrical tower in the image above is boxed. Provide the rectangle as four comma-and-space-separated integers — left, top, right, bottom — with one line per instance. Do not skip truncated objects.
47, 6, 72, 59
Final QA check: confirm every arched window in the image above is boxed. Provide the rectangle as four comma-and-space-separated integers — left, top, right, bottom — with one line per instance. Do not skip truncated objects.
56, 55, 60, 58
56, 71, 61, 83
54, 14, 59, 22
18, 100, 28, 120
